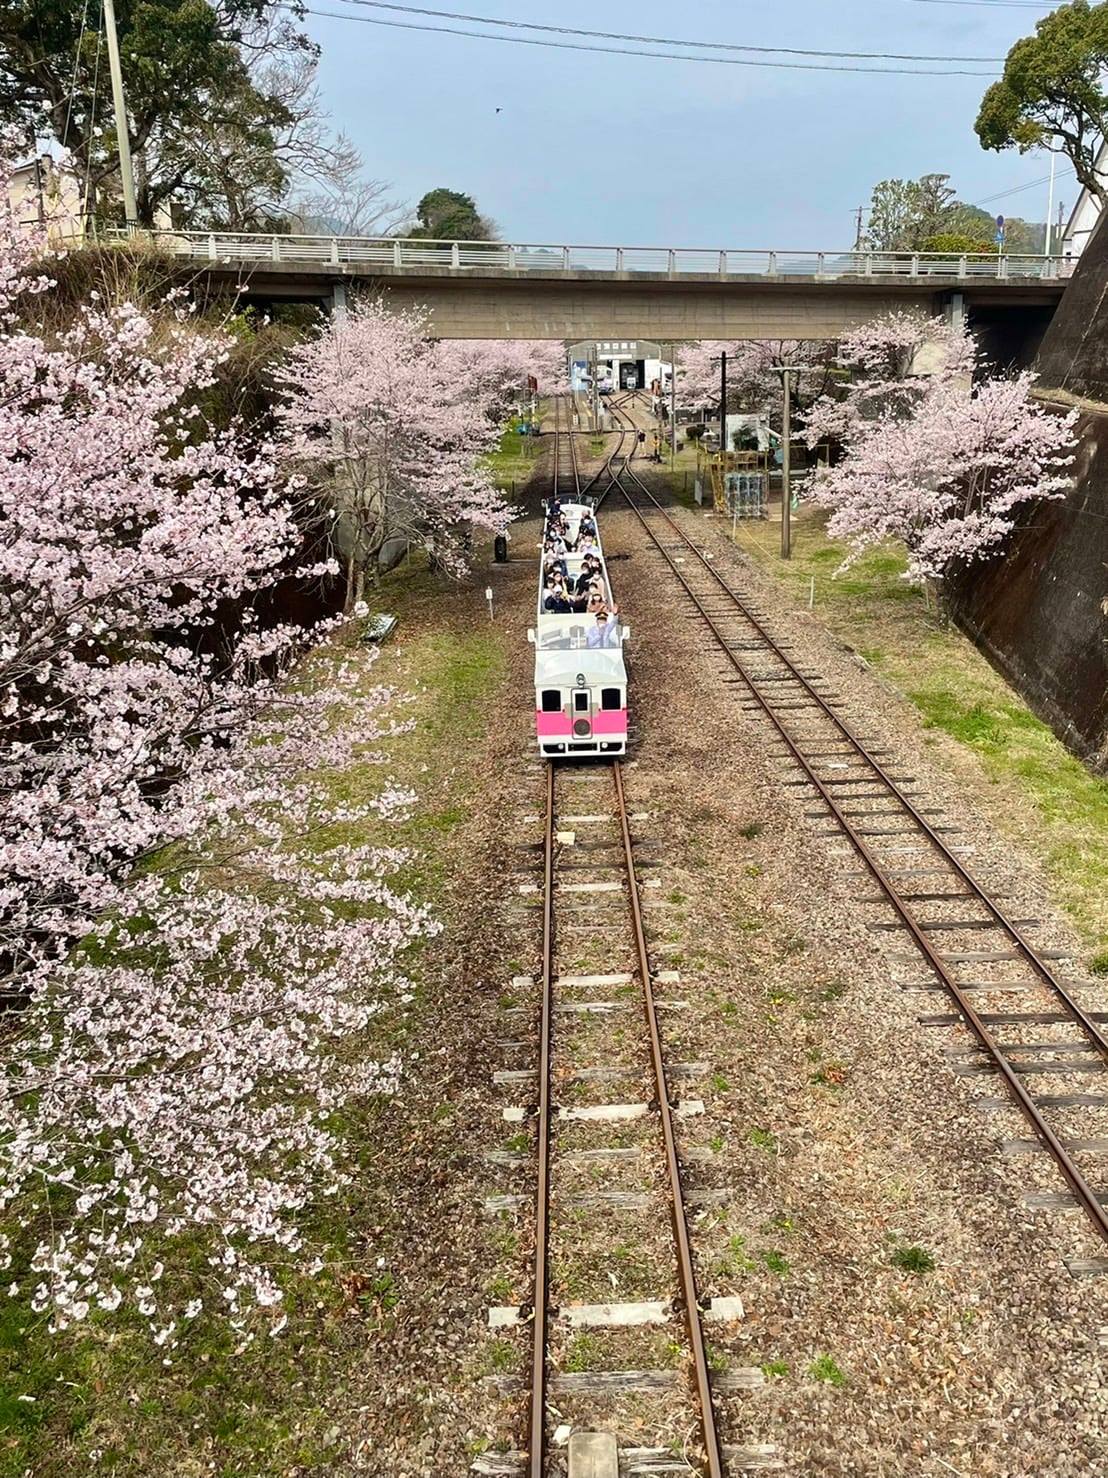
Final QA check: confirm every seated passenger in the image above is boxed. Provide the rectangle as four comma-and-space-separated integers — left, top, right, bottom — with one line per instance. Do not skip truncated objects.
543, 578, 572, 614
586, 603, 620, 648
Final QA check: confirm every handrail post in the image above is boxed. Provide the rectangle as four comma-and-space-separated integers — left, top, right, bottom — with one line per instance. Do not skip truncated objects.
562, 245, 570, 271
393, 239, 402, 268
330, 237, 339, 265
668, 248, 676, 277
616, 247, 624, 271
507, 244, 516, 269
958, 255, 967, 279
271, 236, 280, 262
766, 251, 777, 275
207, 233, 216, 260
816, 251, 825, 277
910, 253, 920, 276
998, 253, 1009, 279
719, 250, 727, 277
863, 252, 873, 276
451, 241, 460, 268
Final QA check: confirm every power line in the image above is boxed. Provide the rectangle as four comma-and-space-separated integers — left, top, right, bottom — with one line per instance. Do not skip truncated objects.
974, 166, 1073, 205
299, 6, 1001, 75
898, 0, 1053, 8
334, 0, 1006, 62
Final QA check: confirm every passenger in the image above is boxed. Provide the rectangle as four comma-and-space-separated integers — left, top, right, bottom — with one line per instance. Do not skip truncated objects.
578, 533, 598, 555
543, 578, 572, 614
586, 604, 620, 648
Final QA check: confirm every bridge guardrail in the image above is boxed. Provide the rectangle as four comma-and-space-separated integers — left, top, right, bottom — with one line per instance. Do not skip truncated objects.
102, 229, 1074, 281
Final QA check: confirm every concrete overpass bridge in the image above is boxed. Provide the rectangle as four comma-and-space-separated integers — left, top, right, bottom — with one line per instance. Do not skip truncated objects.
127, 230, 1071, 347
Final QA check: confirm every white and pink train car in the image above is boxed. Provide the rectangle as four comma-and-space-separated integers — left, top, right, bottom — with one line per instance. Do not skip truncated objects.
528, 498, 629, 758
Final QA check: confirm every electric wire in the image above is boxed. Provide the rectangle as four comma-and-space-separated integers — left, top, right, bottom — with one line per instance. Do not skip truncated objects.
81, 6, 103, 229
333, 0, 1005, 62
298, 5, 1001, 75
61, 0, 93, 149
898, 0, 1053, 8
973, 165, 1074, 205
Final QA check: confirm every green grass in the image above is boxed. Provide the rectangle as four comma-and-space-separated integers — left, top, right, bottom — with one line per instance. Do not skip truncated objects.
483, 416, 542, 490
890, 1244, 936, 1275
808, 1354, 847, 1387
730, 504, 1108, 961
0, 595, 509, 1476
762, 1359, 789, 1380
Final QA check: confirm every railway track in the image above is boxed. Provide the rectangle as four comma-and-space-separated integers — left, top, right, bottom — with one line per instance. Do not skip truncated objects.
516, 760, 731, 1476
552, 394, 582, 501
600, 398, 1108, 1264
493, 404, 777, 1476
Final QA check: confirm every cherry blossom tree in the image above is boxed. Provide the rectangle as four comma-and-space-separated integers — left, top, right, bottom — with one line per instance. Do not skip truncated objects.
802, 310, 975, 448
803, 312, 1077, 581
277, 302, 514, 604
437, 337, 568, 420
675, 339, 838, 439
0, 172, 429, 1338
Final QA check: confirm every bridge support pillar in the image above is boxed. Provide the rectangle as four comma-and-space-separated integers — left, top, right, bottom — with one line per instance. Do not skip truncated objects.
331, 281, 349, 320
945, 291, 965, 331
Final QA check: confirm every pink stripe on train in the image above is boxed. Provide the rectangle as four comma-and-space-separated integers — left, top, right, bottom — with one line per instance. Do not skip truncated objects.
534, 709, 627, 737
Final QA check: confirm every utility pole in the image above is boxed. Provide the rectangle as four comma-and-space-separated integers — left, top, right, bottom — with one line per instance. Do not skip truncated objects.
669, 341, 677, 463
591, 343, 599, 432
102, 0, 139, 228
1045, 151, 1056, 257
719, 350, 727, 462
780, 367, 793, 559
852, 205, 865, 252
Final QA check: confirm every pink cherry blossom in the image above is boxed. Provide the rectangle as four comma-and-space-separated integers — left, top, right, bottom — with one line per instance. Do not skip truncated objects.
802, 312, 1076, 581
0, 159, 430, 1338
276, 303, 523, 605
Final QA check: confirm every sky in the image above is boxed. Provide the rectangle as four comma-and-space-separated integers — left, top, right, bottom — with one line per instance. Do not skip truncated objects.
302, 0, 1070, 246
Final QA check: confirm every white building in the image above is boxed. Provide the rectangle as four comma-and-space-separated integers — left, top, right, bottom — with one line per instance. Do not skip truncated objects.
1062, 139, 1108, 259
8, 155, 86, 244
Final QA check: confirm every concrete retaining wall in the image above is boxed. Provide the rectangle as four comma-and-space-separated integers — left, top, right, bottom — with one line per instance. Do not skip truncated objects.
944, 224, 1108, 770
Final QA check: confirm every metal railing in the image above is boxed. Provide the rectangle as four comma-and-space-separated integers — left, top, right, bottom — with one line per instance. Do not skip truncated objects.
103, 228, 1075, 281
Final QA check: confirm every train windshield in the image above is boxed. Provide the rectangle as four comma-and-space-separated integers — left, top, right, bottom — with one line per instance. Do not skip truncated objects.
536, 616, 622, 651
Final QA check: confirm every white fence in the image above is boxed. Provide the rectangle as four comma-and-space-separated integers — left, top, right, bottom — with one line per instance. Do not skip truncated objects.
104, 229, 1074, 282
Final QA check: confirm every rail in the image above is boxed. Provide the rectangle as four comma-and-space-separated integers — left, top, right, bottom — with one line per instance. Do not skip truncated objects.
101, 227, 1074, 282
604, 398, 1108, 1252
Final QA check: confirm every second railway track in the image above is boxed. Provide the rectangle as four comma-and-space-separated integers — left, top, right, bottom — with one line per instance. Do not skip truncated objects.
599, 396, 1108, 1263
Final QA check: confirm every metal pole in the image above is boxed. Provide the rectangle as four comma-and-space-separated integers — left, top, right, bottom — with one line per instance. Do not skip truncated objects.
102, 0, 139, 227
591, 343, 599, 433
669, 341, 677, 463
781, 368, 792, 560
719, 349, 727, 460
1045, 151, 1057, 257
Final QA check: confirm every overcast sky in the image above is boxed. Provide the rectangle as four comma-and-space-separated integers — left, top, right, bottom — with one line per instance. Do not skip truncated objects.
303, 0, 1067, 245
